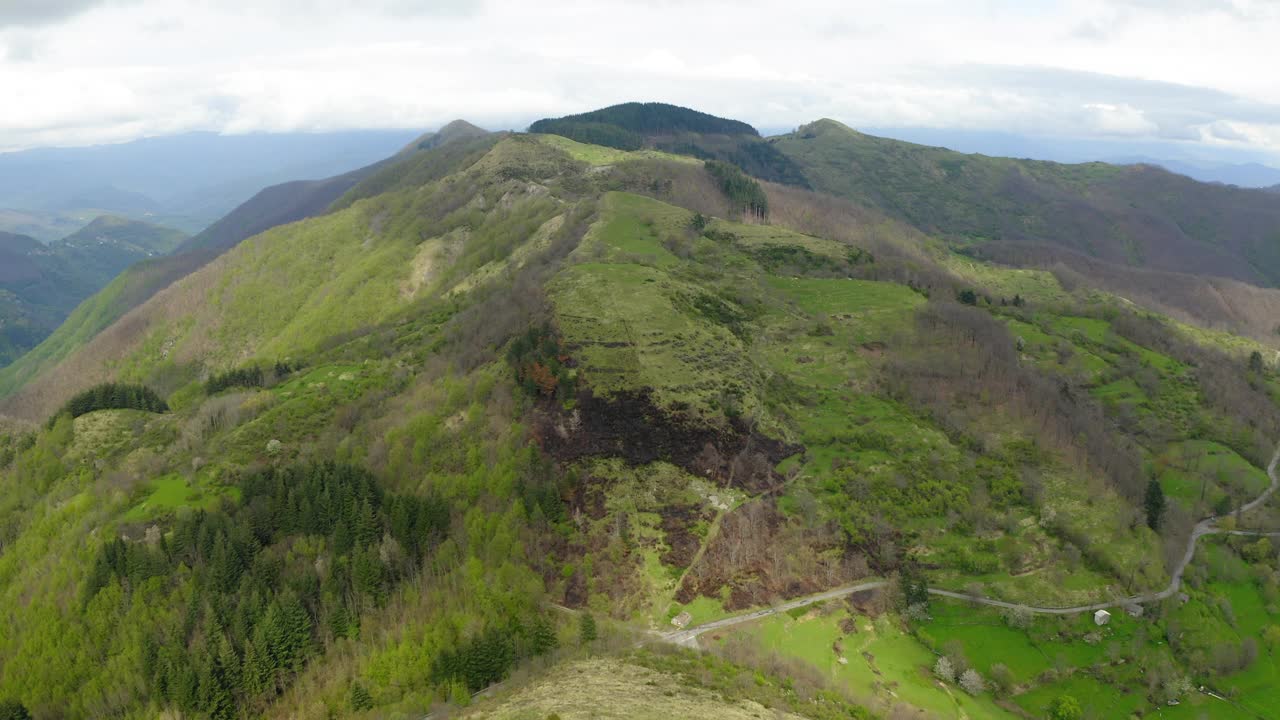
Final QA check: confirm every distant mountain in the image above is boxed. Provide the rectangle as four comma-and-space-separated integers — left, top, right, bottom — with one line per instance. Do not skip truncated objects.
530, 102, 808, 186
861, 126, 1280, 188
0, 129, 421, 238
772, 119, 1280, 287
1104, 156, 1280, 188
399, 118, 491, 153
0, 216, 186, 365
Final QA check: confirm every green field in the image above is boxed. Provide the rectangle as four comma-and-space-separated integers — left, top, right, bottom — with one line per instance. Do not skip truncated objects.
1154, 440, 1269, 513
120, 473, 235, 522
716, 606, 1019, 718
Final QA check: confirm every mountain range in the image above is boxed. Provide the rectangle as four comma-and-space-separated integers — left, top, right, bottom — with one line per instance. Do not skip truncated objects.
0, 129, 421, 240
0, 103, 1278, 720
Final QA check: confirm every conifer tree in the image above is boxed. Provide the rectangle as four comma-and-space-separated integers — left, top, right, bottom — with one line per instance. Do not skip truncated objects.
579, 613, 598, 644
349, 682, 373, 711
1145, 478, 1167, 530
529, 615, 558, 656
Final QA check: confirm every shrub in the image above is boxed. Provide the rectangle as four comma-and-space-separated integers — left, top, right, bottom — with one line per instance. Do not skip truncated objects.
1048, 695, 1082, 720
349, 682, 373, 711
579, 612, 598, 644
0, 701, 30, 720
933, 656, 955, 683
959, 669, 984, 694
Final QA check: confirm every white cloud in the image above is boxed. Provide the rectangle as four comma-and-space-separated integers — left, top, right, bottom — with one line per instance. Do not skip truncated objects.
0, 0, 1279, 162
1083, 103, 1158, 136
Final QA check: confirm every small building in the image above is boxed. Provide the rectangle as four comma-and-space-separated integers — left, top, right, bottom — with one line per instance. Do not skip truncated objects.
1124, 603, 1145, 618
1094, 609, 1111, 626
671, 611, 692, 629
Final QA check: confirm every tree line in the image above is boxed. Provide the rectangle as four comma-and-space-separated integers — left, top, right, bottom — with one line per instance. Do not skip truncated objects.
53, 382, 168, 425
205, 361, 298, 395
705, 160, 768, 220
529, 102, 759, 143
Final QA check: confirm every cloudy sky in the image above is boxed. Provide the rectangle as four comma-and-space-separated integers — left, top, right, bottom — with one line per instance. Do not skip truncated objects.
2, 0, 1279, 161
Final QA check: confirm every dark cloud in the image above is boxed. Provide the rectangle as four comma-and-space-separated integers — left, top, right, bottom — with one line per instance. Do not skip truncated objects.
0, 0, 105, 27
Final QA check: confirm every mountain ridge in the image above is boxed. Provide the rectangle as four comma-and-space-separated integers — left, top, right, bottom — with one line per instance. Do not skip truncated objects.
773, 117, 1280, 291
0, 121, 493, 399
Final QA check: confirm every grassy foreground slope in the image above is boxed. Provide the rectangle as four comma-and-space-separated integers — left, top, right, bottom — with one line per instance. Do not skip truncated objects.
0, 107, 1278, 720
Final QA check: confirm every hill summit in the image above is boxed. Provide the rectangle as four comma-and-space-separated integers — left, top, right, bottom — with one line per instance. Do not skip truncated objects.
530, 101, 808, 186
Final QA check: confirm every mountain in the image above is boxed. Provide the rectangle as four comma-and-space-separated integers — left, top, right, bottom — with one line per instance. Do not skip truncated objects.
0, 216, 186, 366
0, 122, 497, 401
530, 102, 809, 186
771, 119, 1280, 288
0, 129, 422, 238
861, 126, 1280, 188
1, 104, 1279, 720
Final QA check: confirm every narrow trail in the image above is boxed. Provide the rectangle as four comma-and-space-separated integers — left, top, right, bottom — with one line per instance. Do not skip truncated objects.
663, 445, 1280, 644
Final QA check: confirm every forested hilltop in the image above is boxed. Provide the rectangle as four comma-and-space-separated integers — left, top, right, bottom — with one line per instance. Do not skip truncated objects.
0, 105, 1279, 720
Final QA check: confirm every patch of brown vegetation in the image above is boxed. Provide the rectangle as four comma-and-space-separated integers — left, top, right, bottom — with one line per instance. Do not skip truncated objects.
534, 388, 799, 494
675, 499, 867, 610
659, 502, 714, 568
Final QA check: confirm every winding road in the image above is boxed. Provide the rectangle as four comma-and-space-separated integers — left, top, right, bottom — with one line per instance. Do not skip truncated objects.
663, 445, 1280, 645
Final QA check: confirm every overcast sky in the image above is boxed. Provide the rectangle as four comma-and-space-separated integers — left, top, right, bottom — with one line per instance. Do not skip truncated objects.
2, 0, 1279, 161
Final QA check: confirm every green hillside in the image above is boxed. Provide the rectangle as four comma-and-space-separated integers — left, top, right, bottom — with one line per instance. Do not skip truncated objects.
772, 119, 1280, 289
0, 123, 494, 402
0, 106, 1278, 720
765, 119, 1280, 345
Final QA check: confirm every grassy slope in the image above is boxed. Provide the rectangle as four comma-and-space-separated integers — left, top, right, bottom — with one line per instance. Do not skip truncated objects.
462, 658, 808, 720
